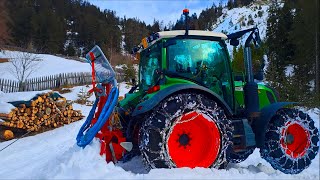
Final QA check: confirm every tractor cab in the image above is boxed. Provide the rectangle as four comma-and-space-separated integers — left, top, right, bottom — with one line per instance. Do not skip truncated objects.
137, 30, 234, 110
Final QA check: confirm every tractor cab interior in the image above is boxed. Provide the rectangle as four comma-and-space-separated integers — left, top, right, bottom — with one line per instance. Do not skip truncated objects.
166, 38, 234, 108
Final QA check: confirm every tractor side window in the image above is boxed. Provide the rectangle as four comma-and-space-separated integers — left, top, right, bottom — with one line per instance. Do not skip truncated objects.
139, 44, 161, 91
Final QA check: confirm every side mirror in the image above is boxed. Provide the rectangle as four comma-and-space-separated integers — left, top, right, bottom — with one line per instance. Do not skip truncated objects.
230, 39, 239, 46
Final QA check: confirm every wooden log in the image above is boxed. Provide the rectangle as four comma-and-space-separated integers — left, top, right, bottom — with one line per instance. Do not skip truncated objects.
26, 108, 31, 116
0, 130, 14, 140
37, 96, 43, 103
32, 107, 38, 114
0, 116, 10, 121
0, 113, 10, 119
45, 108, 52, 115
30, 100, 37, 107
8, 112, 14, 118
17, 121, 24, 128
1, 122, 9, 126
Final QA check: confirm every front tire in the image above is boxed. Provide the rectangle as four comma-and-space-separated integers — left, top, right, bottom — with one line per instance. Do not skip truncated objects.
139, 92, 233, 169
260, 108, 319, 174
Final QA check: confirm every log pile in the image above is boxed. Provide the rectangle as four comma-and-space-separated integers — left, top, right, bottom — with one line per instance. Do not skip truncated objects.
0, 92, 84, 133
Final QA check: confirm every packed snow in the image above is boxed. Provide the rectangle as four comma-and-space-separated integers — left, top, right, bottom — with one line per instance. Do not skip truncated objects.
0, 85, 319, 179
0, 101, 15, 114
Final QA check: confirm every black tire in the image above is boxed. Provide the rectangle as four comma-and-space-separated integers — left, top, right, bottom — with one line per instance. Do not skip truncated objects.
139, 92, 233, 169
227, 148, 255, 163
260, 108, 319, 174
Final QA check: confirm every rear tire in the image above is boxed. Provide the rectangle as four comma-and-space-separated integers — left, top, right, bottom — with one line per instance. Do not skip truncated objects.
139, 92, 233, 169
260, 108, 319, 174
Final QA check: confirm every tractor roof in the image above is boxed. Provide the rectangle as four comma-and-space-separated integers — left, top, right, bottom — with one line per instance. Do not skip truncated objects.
158, 30, 228, 40
133, 30, 228, 54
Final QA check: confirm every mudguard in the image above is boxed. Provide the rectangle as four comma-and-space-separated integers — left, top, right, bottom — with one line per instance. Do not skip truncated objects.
131, 84, 233, 117
252, 102, 296, 148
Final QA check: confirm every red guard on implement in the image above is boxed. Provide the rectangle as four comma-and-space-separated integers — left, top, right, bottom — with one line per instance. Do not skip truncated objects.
90, 84, 126, 162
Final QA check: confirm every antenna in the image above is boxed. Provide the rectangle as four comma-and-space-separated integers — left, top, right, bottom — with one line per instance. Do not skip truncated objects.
183, 9, 189, 35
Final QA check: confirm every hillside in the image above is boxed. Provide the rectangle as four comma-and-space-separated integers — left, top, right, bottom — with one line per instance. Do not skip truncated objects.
214, 2, 268, 38
0, 50, 90, 80
212, 1, 269, 53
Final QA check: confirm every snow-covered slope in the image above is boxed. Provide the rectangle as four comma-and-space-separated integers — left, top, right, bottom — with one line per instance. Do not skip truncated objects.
0, 50, 90, 80
213, 3, 268, 38
212, 1, 269, 53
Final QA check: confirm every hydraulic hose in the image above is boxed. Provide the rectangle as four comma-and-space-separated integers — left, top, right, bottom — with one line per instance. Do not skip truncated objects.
76, 86, 119, 147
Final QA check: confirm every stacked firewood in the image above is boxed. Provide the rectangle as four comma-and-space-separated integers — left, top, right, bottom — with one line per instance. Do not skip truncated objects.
0, 92, 84, 132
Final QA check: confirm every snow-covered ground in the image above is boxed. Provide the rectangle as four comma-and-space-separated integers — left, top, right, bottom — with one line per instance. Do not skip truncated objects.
0, 85, 319, 179
0, 50, 90, 80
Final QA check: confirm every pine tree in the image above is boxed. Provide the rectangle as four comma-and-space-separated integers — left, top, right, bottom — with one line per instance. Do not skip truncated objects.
290, 0, 319, 106
7, 0, 35, 48
265, 1, 286, 99
0, 0, 11, 48
232, 45, 244, 73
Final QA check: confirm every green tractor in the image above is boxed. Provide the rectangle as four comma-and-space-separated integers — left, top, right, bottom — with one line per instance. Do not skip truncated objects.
116, 10, 319, 174
77, 9, 319, 174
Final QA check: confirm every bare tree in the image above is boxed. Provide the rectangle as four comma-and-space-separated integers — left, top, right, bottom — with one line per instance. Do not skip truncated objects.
8, 52, 42, 83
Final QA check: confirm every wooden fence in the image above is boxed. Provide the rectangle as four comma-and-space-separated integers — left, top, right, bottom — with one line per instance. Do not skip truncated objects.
0, 72, 124, 93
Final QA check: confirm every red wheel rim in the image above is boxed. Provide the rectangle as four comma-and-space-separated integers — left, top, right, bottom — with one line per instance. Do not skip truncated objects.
280, 122, 311, 158
167, 111, 221, 168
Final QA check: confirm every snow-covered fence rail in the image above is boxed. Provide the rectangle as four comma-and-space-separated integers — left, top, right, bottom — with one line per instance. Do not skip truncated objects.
0, 72, 124, 93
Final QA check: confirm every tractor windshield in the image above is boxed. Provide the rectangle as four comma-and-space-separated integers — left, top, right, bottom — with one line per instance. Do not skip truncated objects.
166, 39, 233, 108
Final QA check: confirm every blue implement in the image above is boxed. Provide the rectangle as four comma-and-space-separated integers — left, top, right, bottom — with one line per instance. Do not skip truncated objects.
76, 45, 119, 148
76, 87, 119, 147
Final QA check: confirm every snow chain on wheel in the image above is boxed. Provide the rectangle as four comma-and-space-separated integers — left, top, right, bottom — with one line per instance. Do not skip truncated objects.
139, 92, 233, 169
260, 108, 319, 174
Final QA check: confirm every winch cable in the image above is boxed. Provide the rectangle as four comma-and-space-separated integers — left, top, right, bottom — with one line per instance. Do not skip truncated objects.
76, 85, 119, 147
76, 98, 99, 144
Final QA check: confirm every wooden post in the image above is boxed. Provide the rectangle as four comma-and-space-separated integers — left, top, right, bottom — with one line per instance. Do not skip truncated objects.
0, 79, 3, 92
